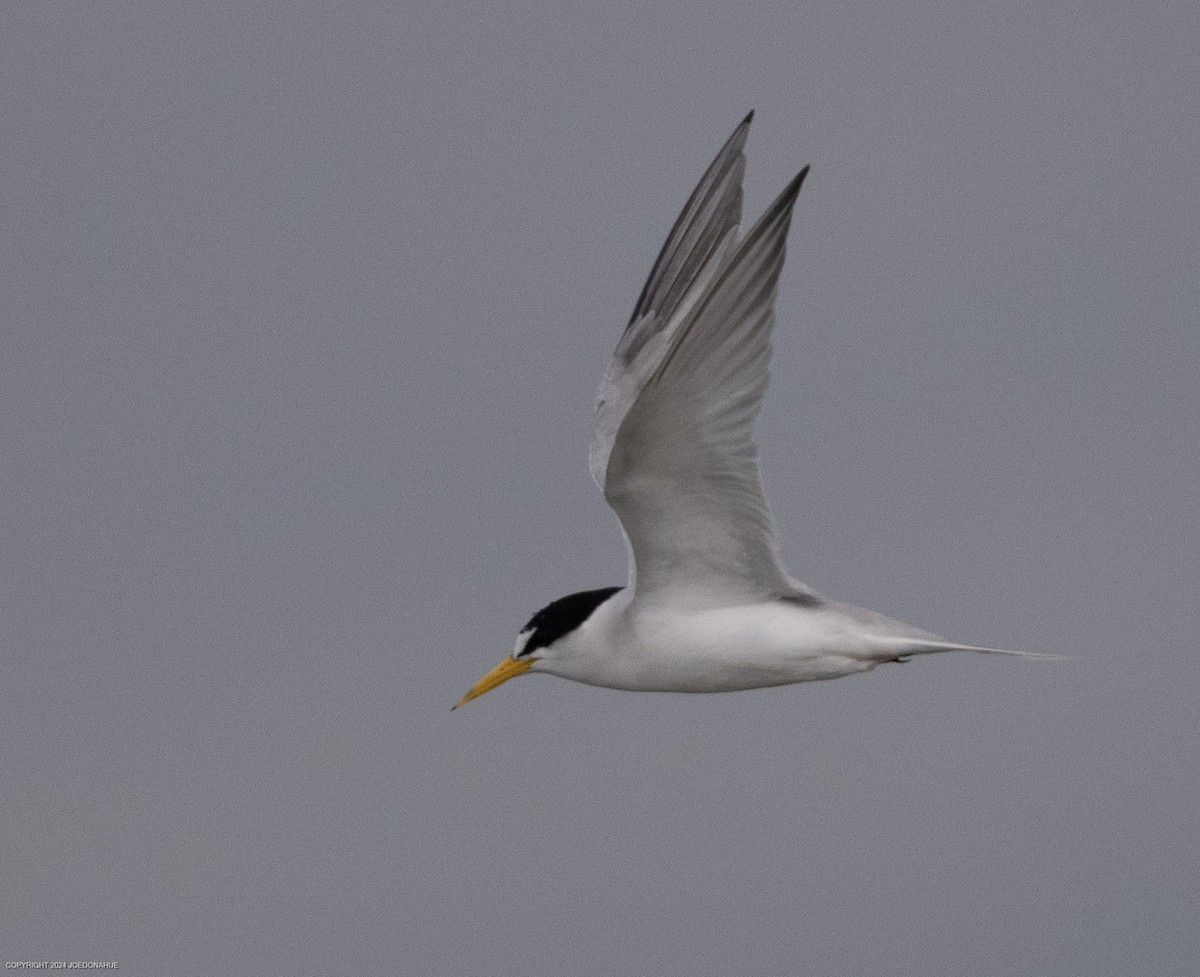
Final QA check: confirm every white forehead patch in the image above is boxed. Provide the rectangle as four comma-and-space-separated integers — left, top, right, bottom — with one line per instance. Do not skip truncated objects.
513, 629, 535, 658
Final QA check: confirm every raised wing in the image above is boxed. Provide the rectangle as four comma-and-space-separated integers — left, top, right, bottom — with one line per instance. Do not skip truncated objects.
600, 164, 813, 603
590, 113, 751, 490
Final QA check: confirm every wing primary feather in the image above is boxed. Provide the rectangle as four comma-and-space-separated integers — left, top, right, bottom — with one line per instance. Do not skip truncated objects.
653, 165, 809, 383
626, 112, 754, 329
591, 115, 756, 489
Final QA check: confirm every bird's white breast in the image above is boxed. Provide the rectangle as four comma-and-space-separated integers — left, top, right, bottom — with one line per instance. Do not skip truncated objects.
539, 594, 888, 693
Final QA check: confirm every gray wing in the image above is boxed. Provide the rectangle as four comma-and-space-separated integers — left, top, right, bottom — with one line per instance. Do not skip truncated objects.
590, 113, 752, 489
595, 133, 816, 602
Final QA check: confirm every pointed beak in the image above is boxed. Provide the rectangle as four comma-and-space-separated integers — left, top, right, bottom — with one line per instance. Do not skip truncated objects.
452, 655, 534, 710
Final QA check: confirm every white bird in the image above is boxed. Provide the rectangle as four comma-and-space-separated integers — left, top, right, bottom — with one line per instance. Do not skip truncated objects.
455, 113, 1048, 709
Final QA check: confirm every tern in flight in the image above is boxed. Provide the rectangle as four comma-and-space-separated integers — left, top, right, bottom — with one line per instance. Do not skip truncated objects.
455, 113, 1047, 709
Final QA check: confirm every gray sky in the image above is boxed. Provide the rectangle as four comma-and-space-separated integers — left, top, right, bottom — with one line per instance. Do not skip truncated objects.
3, 1, 1199, 974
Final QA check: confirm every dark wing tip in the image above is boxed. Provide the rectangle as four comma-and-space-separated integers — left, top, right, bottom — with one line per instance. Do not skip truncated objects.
752, 165, 810, 234
627, 116, 754, 326
727, 111, 754, 155
784, 164, 810, 200
696, 112, 756, 180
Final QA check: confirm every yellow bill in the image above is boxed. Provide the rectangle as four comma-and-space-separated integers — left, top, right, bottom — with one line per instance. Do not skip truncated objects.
452, 655, 534, 709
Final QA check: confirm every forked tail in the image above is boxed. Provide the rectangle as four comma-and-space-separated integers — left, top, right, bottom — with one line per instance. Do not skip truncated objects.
878, 639, 1069, 664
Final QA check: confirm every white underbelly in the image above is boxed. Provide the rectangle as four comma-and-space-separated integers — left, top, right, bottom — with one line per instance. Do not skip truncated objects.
551, 602, 886, 693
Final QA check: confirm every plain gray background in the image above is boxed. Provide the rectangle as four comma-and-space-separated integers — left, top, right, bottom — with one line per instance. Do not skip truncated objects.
3, 1, 1198, 974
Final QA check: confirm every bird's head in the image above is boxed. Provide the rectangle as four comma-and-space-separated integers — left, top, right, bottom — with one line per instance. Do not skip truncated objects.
452, 586, 623, 709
